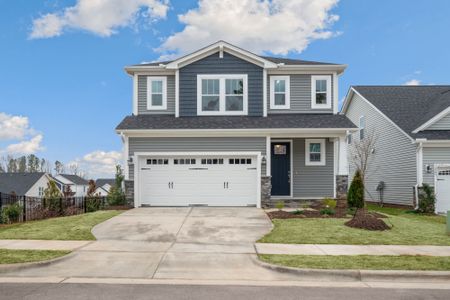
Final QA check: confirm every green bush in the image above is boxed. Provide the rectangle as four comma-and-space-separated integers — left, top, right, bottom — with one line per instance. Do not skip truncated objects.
320, 207, 335, 215
347, 170, 365, 209
275, 201, 285, 211
0, 209, 9, 224
292, 209, 304, 215
86, 197, 102, 212
107, 186, 126, 206
322, 198, 337, 209
417, 184, 435, 214
3, 203, 22, 223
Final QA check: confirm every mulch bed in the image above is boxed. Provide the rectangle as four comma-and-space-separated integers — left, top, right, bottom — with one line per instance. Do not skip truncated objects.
104, 205, 133, 210
344, 209, 391, 231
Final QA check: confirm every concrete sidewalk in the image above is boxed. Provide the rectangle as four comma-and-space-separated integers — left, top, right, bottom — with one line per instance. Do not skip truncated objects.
0, 240, 90, 251
255, 243, 450, 256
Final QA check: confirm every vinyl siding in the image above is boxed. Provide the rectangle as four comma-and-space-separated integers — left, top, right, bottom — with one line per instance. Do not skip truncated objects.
428, 113, 450, 130
423, 147, 450, 185
179, 52, 263, 116
267, 74, 334, 114
345, 93, 417, 206
138, 75, 175, 114
290, 138, 334, 198
128, 137, 266, 179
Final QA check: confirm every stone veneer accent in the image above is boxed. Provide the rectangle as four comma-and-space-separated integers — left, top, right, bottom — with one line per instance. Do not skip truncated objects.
260, 176, 272, 208
124, 180, 135, 207
336, 175, 349, 199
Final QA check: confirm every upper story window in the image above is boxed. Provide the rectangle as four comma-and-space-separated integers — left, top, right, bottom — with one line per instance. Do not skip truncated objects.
270, 76, 290, 109
311, 75, 331, 109
197, 74, 248, 115
305, 139, 326, 166
359, 116, 366, 140
147, 77, 167, 110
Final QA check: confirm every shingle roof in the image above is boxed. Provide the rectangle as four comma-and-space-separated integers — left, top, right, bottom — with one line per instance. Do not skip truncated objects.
95, 179, 115, 188
0, 173, 47, 195
58, 174, 89, 185
116, 114, 356, 131
352, 86, 450, 140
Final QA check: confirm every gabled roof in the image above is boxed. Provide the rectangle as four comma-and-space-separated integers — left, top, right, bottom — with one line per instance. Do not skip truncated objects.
342, 85, 450, 140
116, 114, 356, 131
0, 172, 47, 195
58, 174, 89, 185
95, 178, 115, 188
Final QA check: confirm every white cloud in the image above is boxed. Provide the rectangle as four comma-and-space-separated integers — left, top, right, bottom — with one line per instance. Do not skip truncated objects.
30, 0, 170, 39
68, 150, 123, 178
158, 0, 340, 57
5, 134, 44, 155
0, 112, 35, 140
404, 79, 421, 86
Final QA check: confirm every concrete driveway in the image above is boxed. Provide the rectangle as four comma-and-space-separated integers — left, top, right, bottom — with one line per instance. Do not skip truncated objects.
3, 207, 296, 281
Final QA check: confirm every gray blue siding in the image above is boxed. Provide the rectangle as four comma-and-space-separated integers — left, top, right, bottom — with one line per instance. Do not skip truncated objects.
267, 74, 334, 114
138, 75, 175, 114
179, 52, 263, 116
128, 137, 266, 179
423, 147, 450, 185
345, 93, 417, 206
428, 113, 450, 130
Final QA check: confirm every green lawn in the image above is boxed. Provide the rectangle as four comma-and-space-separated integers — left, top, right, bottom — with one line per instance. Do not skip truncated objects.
259, 205, 450, 245
0, 210, 122, 240
259, 254, 450, 271
0, 249, 70, 264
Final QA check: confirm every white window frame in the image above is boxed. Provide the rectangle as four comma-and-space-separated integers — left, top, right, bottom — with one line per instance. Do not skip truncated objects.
197, 74, 248, 116
269, 76, 290, 109
147, 76, 167, 110
305, 139, 326, 166
311, 75, 332, 109
359, 115, 366, 140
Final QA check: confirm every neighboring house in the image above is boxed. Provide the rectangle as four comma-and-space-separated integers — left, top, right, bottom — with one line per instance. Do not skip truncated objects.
53, 174, 89, 197
0, 173, 53, 197
95, 179, 115, 196
116, 41, 356, 208
342, 86, 450, 213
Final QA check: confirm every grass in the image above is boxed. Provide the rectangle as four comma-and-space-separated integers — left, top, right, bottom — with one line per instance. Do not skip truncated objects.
0, 210, 122, 240
259, 204, 450, 245
259, 254, 450, 271
0, 249, 70, 264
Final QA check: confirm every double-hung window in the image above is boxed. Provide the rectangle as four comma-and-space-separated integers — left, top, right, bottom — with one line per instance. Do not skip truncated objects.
311, 75, 331, 109
197, 74, 248, 115
147, 77, 167, 110
270, 76, 290, 109
359, 116, 366, 140
305, 139, 326, 166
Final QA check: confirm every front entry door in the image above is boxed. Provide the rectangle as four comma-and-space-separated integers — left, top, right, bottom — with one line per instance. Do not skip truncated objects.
271, 142, 291, 196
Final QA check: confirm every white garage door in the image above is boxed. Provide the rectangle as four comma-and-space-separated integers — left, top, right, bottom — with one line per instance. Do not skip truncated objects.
436, 167, 450, 213
138, 155, 258, 207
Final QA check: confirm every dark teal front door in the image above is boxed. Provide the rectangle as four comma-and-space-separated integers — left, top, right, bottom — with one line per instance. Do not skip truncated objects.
271, 142, 291, 196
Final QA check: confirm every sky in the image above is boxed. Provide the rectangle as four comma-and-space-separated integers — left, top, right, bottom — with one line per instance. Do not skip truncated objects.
0, 0, 449, 178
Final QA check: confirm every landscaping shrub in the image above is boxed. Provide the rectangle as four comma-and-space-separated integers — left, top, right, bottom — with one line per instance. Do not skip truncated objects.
347, 170, 364, 209
322, 198, 337, 209
107, 165, 126, 206
275, 201, 285, 211
292, 209, 304, 215
3, 203, 22, 223
86, 197, 102, 212
0, 209, 9, 224
417, 184, 435, 214
320, 207, 335, 216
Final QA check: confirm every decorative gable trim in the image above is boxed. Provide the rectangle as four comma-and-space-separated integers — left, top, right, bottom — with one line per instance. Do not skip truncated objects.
412, 106, 450, 133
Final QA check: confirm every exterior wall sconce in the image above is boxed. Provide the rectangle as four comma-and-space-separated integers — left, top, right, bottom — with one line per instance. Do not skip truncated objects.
261, 156, 267, 165
426, 165, 432, 174
128, 156, 134, 165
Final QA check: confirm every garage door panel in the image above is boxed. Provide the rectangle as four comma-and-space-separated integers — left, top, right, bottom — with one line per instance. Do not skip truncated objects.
436, 167, 450, 213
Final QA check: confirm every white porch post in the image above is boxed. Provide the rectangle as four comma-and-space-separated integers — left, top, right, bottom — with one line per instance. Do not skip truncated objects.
338, 134, 348, 176
266, 136, 271, 176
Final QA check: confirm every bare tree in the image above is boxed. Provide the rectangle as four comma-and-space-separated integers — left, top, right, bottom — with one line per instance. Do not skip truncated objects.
348, 129, 378, 183
67, 163, 79, 176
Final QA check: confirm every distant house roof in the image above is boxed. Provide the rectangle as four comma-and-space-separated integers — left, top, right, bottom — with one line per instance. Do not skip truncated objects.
95, 179, 115, 188
0, 173, 47, 195
58, 174, 89, 185
346, 86, 450, 140
116, 114, 356, 131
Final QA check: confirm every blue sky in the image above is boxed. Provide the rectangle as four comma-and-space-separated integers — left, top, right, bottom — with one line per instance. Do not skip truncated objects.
0, 0, 449, 178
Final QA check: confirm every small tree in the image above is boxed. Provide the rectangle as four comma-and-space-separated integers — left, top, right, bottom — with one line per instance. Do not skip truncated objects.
347, 169, 365, 209
63, 185, 75, 198
107, 165, 126, 206
85, 180, 101, 212
417, 184, 435, 213
43, 180, 62, 212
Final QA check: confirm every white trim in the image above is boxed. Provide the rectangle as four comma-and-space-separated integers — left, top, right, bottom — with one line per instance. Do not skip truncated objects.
132, 74, 138, 115
412, 106, 450, 133
333, 138, 338, 198
146, 76, 167, 110
311, 75, 332, 109
341, 87, 415, 142
266, 136, 271, 176
418, 140, 450, 147
196, 74, 248, 116
416, 142, 423, 186
123, 134, 129, 180
270, 139, 293, 197
338, 134, 348, 175
133, 151, 262, 208
305, 139, 326, 166
175, 70, 179, 117
333, 73, 338, 114
263, 69, 268, 117
269, 76, 290, 110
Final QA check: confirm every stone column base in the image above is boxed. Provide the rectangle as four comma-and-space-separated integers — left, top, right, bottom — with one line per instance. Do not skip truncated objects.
124, 180, 135, 207
336, 175, 348, 199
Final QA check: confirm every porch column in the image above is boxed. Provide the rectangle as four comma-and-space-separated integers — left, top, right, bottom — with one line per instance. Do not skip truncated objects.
335, 135, 349, 199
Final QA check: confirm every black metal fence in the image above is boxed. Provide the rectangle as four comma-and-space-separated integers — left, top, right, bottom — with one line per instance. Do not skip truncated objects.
0, 192, 108, 223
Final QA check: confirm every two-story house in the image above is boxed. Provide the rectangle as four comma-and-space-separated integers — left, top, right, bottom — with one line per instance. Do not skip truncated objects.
116, 41, 356, 208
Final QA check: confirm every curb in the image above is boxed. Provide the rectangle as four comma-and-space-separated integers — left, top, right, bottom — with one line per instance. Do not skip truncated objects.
0, 251, 75, 274
252, 255, 450, 282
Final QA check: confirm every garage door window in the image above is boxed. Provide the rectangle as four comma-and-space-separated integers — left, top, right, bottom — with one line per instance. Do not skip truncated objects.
229, 158, 252, 165
174, 158, 196, 165
201, 158, 224, 165
439, 170, 450, 176
147, 159, 169, 165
